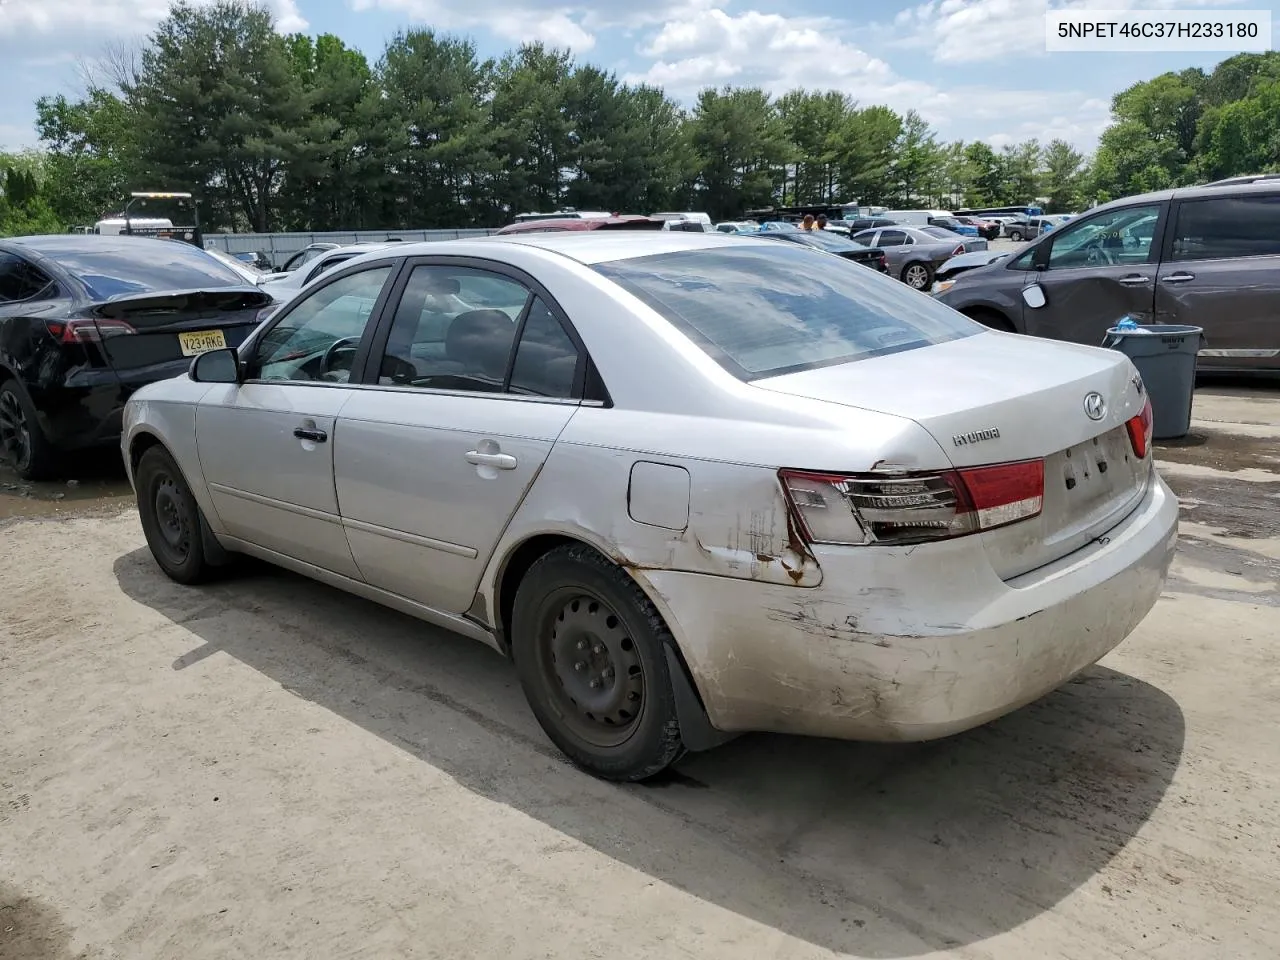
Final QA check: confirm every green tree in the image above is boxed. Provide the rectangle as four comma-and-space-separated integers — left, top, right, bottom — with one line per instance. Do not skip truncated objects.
35, 90, 139, 226
129, 0, 306, 231
0, 153, 63, 236
889, 110, 941, 205
1040, 138, 1085, 212
686, 87, 788, 219
777, 90, 853, 204
832, 105, 901, 206
489, 43, 575, 217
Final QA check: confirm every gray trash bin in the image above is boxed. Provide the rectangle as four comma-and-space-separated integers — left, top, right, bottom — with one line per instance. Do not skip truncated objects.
1102, 324, 1205, 440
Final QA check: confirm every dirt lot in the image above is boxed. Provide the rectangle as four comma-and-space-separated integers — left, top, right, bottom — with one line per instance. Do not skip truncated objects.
2, 386, 1279, 960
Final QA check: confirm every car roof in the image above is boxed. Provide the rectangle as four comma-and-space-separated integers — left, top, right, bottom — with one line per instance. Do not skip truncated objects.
1087, 177, 1280, 214
2, 234, 190, 257
374, 231, 764, 265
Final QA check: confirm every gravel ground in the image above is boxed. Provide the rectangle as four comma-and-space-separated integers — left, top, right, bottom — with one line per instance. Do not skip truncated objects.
2, 386, 1278, 960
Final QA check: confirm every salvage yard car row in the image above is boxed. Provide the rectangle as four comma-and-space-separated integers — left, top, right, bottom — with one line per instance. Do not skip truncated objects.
2, 220, 1177, 783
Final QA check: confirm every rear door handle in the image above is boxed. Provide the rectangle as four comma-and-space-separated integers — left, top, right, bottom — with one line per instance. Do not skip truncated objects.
293, 427, 328, 443
1117, 274, 1152, 287
465, 450, 517, 470
1162, 272, 1196, 283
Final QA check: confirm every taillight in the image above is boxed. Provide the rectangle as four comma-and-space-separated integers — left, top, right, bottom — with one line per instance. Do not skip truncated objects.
44, 318, 136, 343
780, 459, 1044, 546
879, 254, 888, 270
1126, 398, 1154, 459
952, 244, 965, 256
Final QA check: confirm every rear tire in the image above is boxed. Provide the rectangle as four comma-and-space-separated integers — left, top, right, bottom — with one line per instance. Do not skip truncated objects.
135, 445, 217, 585
511, 544, 686, 781
0, 379, 58, 481
1009, 229, 1023, 242
900, 261, 934, 290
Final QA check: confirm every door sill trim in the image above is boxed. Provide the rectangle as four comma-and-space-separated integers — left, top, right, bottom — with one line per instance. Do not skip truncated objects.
220, 536, 502, 653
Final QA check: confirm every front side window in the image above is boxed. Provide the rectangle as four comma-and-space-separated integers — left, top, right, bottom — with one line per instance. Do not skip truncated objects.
250, 266, 393, 383
376, 265, 530, 393
595, 244, 979, 380
1045, 204, 1163, 270
1171, 194, 1280, 261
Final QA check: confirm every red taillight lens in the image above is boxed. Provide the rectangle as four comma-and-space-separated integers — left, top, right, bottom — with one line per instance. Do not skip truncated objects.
879, 254, 888, 270
780, 459, 1044, 546
45, 318, 136, 343
1126, 398, 1154, 459
953, 244, 965, 256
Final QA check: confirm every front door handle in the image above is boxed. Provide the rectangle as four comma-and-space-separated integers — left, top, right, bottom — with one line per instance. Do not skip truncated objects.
293, 427, 328, 443
1162, 272, 1196, 283
1117, 274, 1152, 287
465, 450, 517, 470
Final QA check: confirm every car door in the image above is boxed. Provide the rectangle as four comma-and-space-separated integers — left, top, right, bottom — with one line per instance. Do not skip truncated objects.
195, 261, 399, 578
870, 228, 910, 276
333, 259, 587, 613
1020, 201, 1168, 345
1157, 191, 1280, 371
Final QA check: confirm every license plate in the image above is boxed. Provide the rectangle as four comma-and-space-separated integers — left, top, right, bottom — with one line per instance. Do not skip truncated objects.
178, 329, 227, 357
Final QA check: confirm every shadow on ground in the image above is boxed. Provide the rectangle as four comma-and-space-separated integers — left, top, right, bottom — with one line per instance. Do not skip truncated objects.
113, 549, 1185, 958
0, 883, 84, 960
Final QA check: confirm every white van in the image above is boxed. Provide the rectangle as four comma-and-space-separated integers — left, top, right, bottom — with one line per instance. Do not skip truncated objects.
651, 211, 713, 232
91, 216, 176, 236
879, 209, 950, 227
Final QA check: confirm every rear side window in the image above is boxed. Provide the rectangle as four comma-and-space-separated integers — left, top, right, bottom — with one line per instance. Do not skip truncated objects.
0, 253, 54, 303
595, 245, 979, 380
1171, 195, 1280, 261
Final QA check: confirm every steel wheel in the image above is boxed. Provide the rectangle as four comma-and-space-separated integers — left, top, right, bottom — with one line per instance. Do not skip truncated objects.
902, 263, 931, 289
0, 388, 31, 472
152, 473, 194, 565
539, 590, 645, 748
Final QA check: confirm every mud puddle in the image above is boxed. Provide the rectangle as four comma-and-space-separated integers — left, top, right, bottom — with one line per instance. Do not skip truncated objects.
1156, 428, 1280, 474
0, 455, 133, 523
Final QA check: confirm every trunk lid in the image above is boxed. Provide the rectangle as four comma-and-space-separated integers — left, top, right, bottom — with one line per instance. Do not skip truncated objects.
755, 331, 1153, 579
85, 288, 273, 376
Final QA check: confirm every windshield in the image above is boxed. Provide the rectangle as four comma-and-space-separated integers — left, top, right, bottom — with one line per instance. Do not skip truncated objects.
594, 245, 979, 380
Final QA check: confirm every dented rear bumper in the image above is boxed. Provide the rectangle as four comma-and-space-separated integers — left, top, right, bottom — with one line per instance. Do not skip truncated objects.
633, 473, 1178, 741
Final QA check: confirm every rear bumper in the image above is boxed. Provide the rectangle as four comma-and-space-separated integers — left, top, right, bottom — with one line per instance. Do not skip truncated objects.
634, 473, 1178, 741
39, 357, 193, 451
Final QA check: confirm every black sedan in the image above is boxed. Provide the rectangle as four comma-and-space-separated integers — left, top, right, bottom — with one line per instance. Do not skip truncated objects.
0, 235, 274, 479
753, 228, 889, 272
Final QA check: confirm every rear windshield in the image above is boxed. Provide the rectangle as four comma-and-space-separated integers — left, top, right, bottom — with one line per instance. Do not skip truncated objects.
792, 230, 864, 252
594, 244, 979, 380
57, 241, 248, 300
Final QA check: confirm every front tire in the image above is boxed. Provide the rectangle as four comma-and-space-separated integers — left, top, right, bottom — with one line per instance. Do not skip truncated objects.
900, 261, 934, 290
511, 544, 686, 781
0, 379, 58, 481
135, 446, 217, 585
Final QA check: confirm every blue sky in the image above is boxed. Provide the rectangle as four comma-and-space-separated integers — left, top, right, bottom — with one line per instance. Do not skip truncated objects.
1, 0, 1276, 154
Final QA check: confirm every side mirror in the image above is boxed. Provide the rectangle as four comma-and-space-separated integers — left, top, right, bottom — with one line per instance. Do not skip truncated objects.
189, 347, 242, 383
1021, 283, 1047, 309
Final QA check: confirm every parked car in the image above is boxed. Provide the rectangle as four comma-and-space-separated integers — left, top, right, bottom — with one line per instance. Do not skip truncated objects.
839, 217, 900, 232
233, 251, 274, 272
496, 216, 664, 235
926, 215, 979, 238
850, 226, 972, 290
753, 227, 889, 272
259, 243, 397, 301
715, 221, 760, 233
934, 180, 1280, 372
274, 242, 341, 274
1003, 217, 1052, 242
0, 235, 273, 479
953, 215, 1001, 240
919, 226, 989, 253
121, 231, 1175, 781
205, 248, 273, 285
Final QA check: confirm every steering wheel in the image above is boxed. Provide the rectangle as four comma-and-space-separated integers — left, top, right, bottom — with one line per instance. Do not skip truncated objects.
319, 336, 361, 379
1084, 241, 1115, 266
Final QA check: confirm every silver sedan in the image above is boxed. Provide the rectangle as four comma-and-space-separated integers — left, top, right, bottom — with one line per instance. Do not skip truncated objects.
851, 226, 986, 290
122, 232, 1177, 781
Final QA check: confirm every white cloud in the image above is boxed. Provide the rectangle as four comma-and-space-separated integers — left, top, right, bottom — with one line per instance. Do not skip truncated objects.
623, 4, 1113, 149
350, 0, 596, 52
895, 0, 1254, 64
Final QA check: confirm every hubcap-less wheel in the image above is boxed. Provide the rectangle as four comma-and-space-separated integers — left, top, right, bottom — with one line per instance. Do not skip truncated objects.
903, 264, 930, 289
0, 390, 31, 471
541, 592, 645, 748
151, 473, 192, 564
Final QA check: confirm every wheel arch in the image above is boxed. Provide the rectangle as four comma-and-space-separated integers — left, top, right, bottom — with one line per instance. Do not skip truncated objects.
961, 305, 1018, 333
485, 529, 734, 752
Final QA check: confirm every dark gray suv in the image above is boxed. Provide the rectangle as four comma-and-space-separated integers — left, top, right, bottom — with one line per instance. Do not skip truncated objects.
934, 181, 1280, 372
